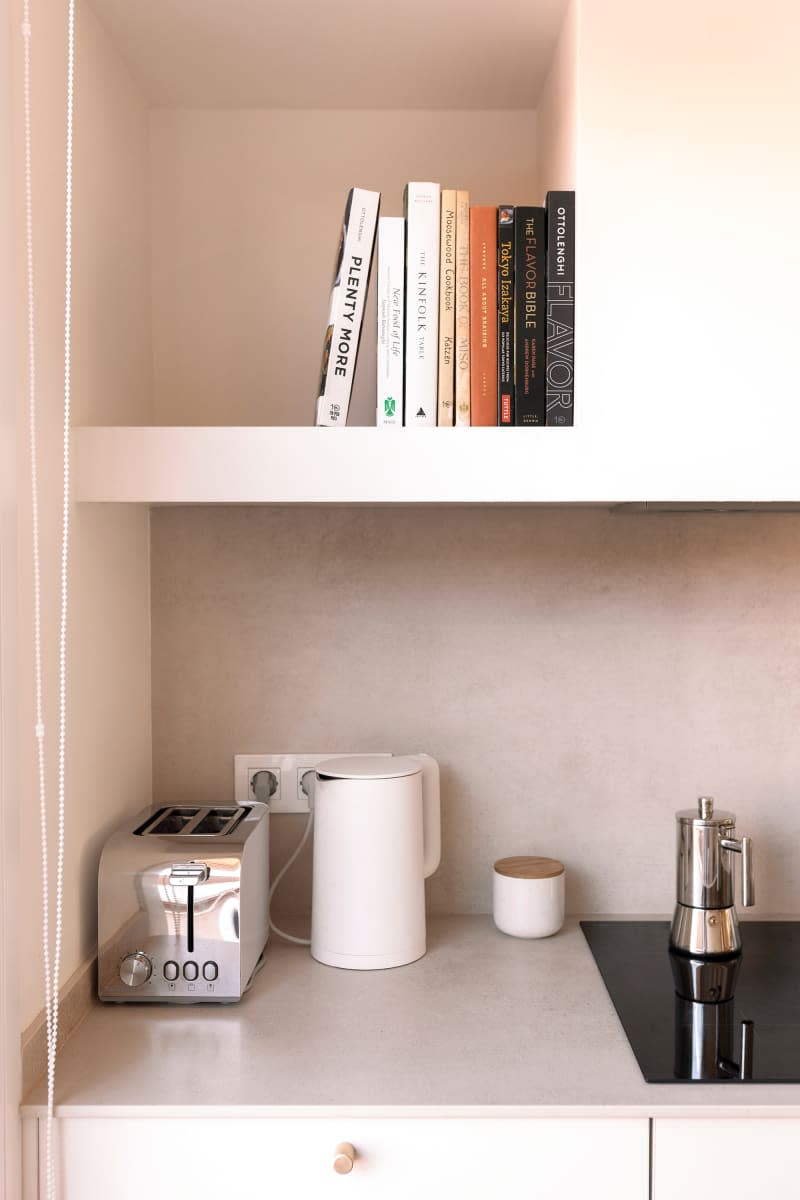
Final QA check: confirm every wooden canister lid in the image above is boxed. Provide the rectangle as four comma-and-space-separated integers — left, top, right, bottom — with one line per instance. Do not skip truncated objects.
494, 856, 565, 880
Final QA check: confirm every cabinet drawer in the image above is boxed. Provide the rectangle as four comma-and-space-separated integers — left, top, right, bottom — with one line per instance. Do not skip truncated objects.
653, 1118, 800, 1200
52, 1116, 648, 1200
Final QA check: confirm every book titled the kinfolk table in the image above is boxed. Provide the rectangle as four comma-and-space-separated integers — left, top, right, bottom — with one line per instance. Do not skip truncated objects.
404, 182, 441, 426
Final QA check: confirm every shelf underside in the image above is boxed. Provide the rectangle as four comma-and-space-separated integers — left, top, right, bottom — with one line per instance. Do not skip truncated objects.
73, 427, 800, 507
86, 0, 570, 109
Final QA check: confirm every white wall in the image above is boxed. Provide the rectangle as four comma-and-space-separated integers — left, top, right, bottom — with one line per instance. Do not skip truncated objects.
574, 0, 800, 445
148, 109, 538, 427
15, 0, 153, 1029
536, 0, 576, 192
151, 505, 800, 920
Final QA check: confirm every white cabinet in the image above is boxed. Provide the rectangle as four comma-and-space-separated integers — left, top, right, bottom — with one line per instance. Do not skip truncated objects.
50, 1117, 649, 1200
653, 1119, 800, 1200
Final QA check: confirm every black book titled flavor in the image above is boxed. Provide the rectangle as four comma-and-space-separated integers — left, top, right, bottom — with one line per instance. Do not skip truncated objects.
545, 190, 575, 426
514, 206, 546, 425
497, 206, 515, 425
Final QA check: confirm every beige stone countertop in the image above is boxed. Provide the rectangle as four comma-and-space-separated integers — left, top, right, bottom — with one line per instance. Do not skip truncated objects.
21, 916, 800, 1118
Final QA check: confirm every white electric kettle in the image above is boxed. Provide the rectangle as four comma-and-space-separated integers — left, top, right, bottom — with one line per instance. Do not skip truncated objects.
310, 754, 441, 970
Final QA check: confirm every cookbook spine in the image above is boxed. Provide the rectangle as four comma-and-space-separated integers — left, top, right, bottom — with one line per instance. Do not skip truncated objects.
316, 187, 381, 427
469, 205, 498, 426
437, 189, 457, 426
404, 182, 440, 426
376, 217, 405, 426
454, 190, 471, 426
514, 205, 546, 426
497, 206, 515, 425
545, 190, 575, 426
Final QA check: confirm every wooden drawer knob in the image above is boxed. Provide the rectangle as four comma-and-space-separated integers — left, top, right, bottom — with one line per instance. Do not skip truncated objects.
333, 1142, 356, 1174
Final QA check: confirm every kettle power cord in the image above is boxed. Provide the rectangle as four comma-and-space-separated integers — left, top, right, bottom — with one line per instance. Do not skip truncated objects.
252, 769, 314, 946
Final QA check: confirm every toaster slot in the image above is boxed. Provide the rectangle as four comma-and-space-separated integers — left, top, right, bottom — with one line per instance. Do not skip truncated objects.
134, 807, 200, 836
155, 808, 203, 835
192, 807, 247, 836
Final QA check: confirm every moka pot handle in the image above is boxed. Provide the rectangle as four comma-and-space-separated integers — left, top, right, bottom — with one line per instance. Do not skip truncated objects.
720, 834, 755, 907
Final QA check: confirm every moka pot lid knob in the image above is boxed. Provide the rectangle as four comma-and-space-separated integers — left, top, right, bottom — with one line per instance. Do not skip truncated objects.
676, 795, 736, 826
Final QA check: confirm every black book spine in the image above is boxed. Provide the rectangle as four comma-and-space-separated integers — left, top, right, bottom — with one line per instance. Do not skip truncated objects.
545, 190, 575, 426
497, 207, 515, 425
514, 206, 546, 425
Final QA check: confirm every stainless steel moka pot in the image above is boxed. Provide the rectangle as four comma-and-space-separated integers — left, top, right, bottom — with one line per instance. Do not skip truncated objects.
670, 796, 754, 957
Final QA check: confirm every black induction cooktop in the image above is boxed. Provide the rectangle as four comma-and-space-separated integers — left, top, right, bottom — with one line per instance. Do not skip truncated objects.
581, 920, 800, 1083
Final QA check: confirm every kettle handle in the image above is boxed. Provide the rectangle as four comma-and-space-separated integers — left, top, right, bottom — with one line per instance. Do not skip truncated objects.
413, 754, 441, 879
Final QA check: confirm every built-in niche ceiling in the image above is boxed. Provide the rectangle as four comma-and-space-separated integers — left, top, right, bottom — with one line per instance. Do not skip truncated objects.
85, 0, 570, 109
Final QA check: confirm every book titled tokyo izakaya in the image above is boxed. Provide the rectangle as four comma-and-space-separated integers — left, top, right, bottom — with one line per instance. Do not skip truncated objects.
545, 190, 575, 426
497, 206, 515, 425
316, 187, 380, 427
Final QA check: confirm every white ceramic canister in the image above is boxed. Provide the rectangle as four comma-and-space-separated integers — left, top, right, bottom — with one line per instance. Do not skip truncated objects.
492, 856, 565, 938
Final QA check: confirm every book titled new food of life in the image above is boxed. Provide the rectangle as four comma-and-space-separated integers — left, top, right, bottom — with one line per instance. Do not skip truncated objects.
514, 206, 546, 425
545, 190, 575, 426
404, 182, 440, 426
376, 217, 405, 426
316, 187, 380, 426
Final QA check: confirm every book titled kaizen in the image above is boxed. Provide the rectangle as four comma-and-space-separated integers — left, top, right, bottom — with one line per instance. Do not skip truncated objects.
316, 187, 380, 426
376, 217, 405, 426
403, 182, 440, 426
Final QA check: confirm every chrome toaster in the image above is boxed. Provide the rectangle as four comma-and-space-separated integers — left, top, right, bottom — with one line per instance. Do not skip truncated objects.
98, 803, 269, 1003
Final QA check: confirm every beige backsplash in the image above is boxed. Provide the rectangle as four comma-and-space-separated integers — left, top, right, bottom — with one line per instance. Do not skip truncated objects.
151, 505, 800, 918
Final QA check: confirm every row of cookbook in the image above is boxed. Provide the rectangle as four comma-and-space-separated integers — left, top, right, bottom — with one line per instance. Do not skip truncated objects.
315, 185, 575, 427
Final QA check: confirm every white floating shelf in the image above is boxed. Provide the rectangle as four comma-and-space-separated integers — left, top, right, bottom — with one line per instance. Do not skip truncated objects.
73, 426, 800, 507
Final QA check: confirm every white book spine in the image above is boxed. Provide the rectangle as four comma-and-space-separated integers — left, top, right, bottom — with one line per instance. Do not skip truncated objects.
404, 182, 440, 426
316, 187, 380, 427
376, 217, 405, 426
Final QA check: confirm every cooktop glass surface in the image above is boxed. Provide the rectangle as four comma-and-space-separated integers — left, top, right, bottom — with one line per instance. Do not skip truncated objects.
581, 920, 800, 1083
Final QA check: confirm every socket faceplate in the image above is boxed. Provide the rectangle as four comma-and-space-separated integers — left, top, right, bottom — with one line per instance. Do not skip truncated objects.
233, 753, 391, 813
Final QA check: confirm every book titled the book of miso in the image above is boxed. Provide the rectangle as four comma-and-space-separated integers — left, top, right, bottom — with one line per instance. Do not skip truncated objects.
469, 205, 498, 426
514, 206, 546, 425
545, 190, 575, 426
497, 206, 515, 425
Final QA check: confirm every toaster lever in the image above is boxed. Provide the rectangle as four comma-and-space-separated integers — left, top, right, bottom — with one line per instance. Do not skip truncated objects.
169, 862, 210, 886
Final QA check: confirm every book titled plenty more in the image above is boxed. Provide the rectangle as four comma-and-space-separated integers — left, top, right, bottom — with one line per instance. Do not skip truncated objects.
315, 185, 574, 427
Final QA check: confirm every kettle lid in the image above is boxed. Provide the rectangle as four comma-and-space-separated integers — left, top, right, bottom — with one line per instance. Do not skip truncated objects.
316, 754, 421, 781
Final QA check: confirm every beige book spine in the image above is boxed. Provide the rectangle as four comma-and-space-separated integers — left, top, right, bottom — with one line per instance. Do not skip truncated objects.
437, 190, 457, 426
454, 189, 471, 426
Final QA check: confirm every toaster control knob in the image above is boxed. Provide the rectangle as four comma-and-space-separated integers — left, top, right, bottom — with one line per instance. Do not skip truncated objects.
119, 952, 152, 988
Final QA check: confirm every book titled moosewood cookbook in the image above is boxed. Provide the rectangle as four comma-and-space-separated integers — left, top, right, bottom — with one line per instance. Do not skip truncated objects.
316, 187, 380, 427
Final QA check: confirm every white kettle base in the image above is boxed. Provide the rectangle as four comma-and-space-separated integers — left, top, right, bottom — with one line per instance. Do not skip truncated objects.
311, 943, 426, 971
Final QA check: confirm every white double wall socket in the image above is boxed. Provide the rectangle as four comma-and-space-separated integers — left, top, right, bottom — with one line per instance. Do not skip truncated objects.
233, 753, 391, 813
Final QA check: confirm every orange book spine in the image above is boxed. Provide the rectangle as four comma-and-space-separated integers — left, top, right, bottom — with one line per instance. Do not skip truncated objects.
469, 206, 498, 426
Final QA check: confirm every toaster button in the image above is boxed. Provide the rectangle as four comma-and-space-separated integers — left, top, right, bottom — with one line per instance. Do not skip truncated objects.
163, 961, 179, 982
183, 961, 198, 981
202, 961, 218, 981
